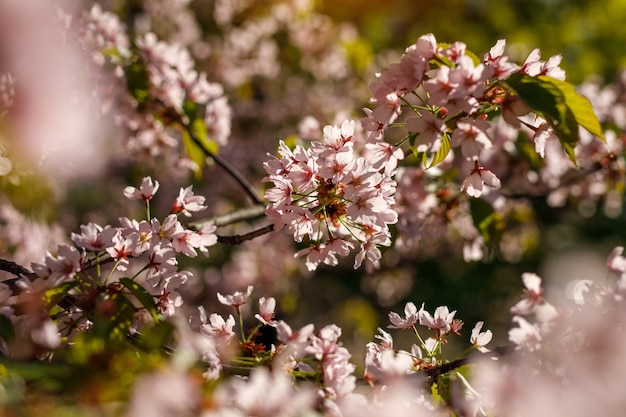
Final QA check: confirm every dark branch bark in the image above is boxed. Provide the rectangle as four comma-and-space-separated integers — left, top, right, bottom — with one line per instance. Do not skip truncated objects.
216, 224, 275, 245
191, 204, 267, 228
181, 121, 265, 206
0, 258, 32, 278
424, 345, 515, 379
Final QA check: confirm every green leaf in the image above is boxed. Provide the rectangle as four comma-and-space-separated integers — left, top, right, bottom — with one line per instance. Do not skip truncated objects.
0, 315, 14, 344
506, 73, 605, 165
540, 75, 605, 141
43, 280, 81, 309
469, 198, 504, 251
124, 60, 150, 108
428, 133, 451, 168
90, 293, 136, 343
119, 278, 159, 323
132, 321, 175, 352
181, 118, 220, 179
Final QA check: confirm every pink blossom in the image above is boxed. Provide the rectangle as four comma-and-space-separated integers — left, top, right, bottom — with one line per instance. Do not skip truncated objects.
298, 115, 321, 140
405, 111, 447, 153
509, 316, 542, 351
388, 302, 420, 329
510, 272, 544, 315
71, 223, 117, 251
171, 229, 202, 258
419, 305, 457, 335
172, 185, 207, 216
607, 246, 626, 276
255, 297, 277, 326
461, 162, 501, 198
106, 232, 137, 271
483, 39, 520, 79
275, 321, 314, 348
450, 119, 493, 159
43, 244, 84, 285
123, 176, 160, 203
470, 321, 493, 353
196, 222, 218, 256
217, 285, 253, 307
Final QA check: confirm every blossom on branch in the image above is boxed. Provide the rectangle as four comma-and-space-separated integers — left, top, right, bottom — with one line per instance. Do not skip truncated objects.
263, 119, 399, 270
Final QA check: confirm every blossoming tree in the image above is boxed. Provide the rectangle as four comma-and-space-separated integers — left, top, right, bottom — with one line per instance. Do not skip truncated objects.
0, 1, 625, 416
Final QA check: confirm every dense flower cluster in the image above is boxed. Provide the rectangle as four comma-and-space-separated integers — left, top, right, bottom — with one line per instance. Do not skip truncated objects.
264, 120, 403, 270
77, 5, 232, 171
0, 2, 626, 417
0, 177, 217, 350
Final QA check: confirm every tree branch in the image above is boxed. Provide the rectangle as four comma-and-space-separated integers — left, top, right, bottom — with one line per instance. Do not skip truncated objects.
180, 121, 265, 206
424, 345, 515, 379
191, 204, 267, 228
216, 224, 275, 245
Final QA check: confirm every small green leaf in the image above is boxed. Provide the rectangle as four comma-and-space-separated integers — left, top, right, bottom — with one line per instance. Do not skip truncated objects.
428, 133, 451, 168
43, 280, 81, 309
182, 118, 220, 179
506, 73, 605, 166
119, 278, 159, 323
539, 75, 605, 141
124, 60, 151, 108
0, 315, 14, 344
469, 198, 504, 251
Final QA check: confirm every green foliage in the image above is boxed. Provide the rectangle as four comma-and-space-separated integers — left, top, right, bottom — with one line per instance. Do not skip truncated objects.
181, 117, 219, 179
124, 60, 151, 108
469, 197, 504, 252
119, 277, 160, 322
506, 73, 604, 164
428, 133, 451, 169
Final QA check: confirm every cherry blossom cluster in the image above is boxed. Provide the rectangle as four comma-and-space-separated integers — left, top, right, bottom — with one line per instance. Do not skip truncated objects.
188, 284, 364, 416
465, 246, 626, 416
0, 177, 217, 351
263, 119, 403, 270
76, 4, 231, 170
365, 301, 492, 385
363, 33, 568, 197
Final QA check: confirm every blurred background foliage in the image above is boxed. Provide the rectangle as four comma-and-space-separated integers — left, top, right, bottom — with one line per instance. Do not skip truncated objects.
320, 0, 626, 84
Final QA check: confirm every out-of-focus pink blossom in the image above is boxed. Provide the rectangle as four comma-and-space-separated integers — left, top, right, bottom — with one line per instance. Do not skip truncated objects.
388, 301, 420, 329
217, 285, 253, 307
508, 315, 542, 351
510, 272, 544, 315
470, 321, 493, 353
255, 297, 277, 326
123, 177, 160, 203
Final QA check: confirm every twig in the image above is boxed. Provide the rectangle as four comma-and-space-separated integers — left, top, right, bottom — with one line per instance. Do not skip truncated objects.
217, 224, 275, 245
424, 345, 515, 379
180, 121, 265, 206
191, 204, 267, 228
0, 258, 33, 278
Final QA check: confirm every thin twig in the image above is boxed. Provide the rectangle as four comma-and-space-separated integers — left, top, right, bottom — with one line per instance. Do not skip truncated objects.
424, 345, 515, 379
180, 121, 265, 206
0, 258, 32, 278
191, 204, 267, 228
216, 224, 275, 245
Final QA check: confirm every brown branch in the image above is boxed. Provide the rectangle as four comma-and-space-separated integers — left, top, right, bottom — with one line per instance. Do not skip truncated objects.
191, 204, 267, 228
0, 258, 33, 278
216, 224, 275, 245
424, 345, 515, 379
179, 119, 265, 206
